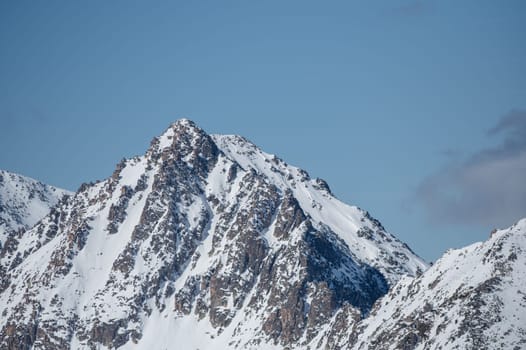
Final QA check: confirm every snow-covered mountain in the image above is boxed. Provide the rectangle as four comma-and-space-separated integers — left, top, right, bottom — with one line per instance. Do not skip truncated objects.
2, 119, 523, 350
0, 119, 427, 349
0, 169, 70, 247
324, 218, 526, 350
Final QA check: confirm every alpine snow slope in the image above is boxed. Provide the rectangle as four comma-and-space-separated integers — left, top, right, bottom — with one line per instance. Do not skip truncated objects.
0, 169, 69, 247
0, 119, 427, 349
330, 218, 526, 350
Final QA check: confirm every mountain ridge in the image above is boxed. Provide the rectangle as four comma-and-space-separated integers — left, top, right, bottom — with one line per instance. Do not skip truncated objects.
346, 217, 526, 349
0, 169, 70, 247
0, 119, 523, 350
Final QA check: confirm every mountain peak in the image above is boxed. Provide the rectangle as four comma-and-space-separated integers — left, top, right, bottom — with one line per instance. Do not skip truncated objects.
0, 123, 428, 349
156, 118, 206, 148
142, 119, 219, 177
172, 117, 196, 126
169, 117, 201, 133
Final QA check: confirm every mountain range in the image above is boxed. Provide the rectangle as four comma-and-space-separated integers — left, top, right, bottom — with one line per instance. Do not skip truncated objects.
0, 119, 524, 349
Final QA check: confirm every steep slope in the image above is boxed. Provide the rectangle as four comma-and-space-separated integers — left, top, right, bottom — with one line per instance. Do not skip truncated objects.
322, 218, 526, 350
0, 170, 70, 246
0, 119, 427, 350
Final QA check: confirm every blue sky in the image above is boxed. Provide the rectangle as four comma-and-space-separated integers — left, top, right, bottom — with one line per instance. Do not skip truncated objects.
1, 0, 525, 261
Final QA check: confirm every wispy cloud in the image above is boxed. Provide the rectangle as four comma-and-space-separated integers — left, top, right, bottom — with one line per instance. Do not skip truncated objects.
415, 110, 526, 228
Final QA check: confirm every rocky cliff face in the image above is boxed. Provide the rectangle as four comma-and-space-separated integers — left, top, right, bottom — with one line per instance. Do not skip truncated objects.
322, 218, 526, 350
0, 119, 428, 349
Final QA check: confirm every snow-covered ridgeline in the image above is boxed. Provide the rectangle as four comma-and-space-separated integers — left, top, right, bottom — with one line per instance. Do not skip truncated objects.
0, 169, 70, 245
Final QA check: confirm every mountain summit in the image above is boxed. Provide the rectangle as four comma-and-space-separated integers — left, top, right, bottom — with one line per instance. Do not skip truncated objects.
0, 120, 428, 349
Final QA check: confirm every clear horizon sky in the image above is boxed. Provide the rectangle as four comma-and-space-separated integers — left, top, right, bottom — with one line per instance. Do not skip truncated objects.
1, 1, 525, 261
